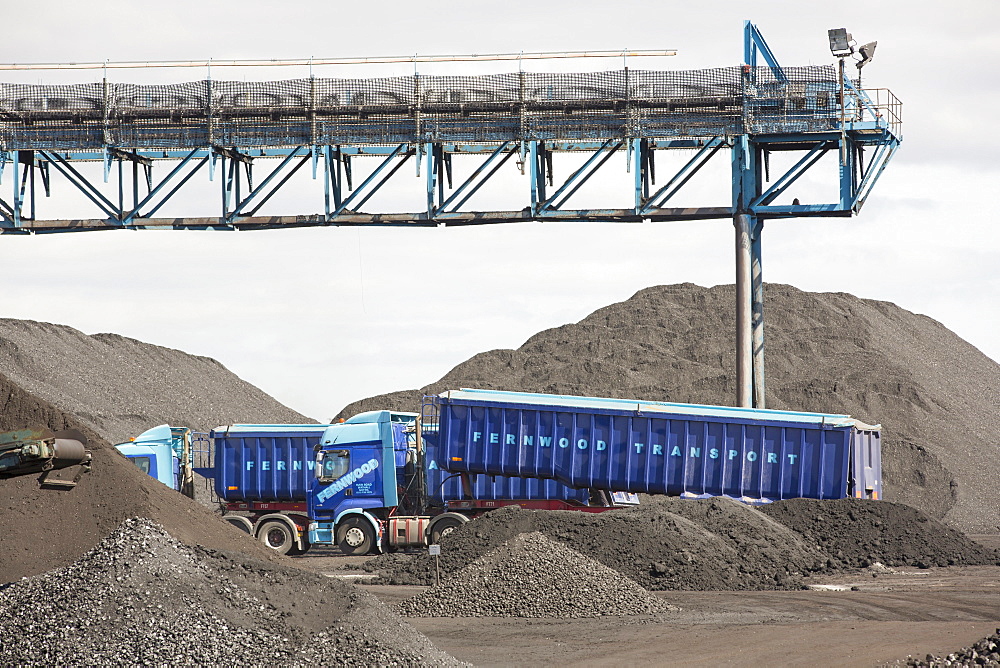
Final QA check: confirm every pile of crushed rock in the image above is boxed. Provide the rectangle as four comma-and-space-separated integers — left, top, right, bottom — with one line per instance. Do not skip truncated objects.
903, 629, 1000, 668
396, 532, 675, 618
367, 501, 830, 591
758, 497, 1000, 568
0, 318, 312, 444
365, 499, 999, 592
0, 518, 461, 667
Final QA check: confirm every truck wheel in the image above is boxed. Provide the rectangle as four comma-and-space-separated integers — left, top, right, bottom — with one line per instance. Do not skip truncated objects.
257, 520, 295, 555
337, 517, 375, 556
429, 516, 465, 544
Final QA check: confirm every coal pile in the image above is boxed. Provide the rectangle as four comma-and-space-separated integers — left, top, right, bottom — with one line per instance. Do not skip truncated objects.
0, 398, 290, 581
396, 532, 674, 618
0, 318, 312, 444
367, 502, 830, 591
903, 629, 1000, 668
368, 498, 999, 592
335, 283, 1000, 534
0, 352, 315, 581
0, 518, 462, 667
758, 498, 1000, 568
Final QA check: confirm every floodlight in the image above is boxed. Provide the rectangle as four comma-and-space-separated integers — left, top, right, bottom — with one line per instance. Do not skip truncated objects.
828, 28, 853, 57
856, 41, 877, 69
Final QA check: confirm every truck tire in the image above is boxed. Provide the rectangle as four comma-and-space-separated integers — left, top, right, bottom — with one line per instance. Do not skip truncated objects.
337, 516, 376, 556
429, 515, 466, 544
257, 520, 295, 555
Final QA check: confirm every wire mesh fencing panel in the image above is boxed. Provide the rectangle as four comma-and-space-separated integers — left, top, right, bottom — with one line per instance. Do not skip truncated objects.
0, 65, 848, 151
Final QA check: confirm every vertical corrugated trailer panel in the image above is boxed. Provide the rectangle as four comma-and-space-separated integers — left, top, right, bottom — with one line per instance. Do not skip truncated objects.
849, 429, 882, 499
435, 390, 880, 503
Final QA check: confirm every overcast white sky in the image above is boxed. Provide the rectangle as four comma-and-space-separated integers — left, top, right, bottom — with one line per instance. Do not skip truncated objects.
3, 1, 998, 421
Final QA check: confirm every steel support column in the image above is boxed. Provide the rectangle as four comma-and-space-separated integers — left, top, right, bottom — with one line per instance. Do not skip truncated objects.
751, 218, 765, 408
734, 213, 753, 408
733, 131, 762, 409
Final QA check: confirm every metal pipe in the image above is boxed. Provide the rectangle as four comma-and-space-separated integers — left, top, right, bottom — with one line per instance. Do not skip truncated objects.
734, 213, 753, 408
750, 220, 765, 409
0, 49, 677, 72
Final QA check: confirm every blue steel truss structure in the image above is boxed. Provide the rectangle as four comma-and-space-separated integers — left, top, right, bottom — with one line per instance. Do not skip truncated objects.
0, 23, 901, 408
0, 22, 899, 234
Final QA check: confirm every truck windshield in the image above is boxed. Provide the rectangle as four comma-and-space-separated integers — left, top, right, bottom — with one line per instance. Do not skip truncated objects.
317, 450, 350, 482
130, 456, 152, 475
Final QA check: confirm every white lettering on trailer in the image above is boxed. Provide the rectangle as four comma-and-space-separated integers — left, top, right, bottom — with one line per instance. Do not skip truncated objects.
247, 459, 315, 472
456, 423, 813, 468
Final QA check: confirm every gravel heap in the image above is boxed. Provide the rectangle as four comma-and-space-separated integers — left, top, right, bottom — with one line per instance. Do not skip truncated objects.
758, 498, 1000, 568
0, 318, 313, 444
367, 499, 999, 591
396, 531, 675, 618
0, 380, 299, 581
903, 629, 1000, 668
0, 518, 462, 667
366, 501, 831, 591
335, 283, 1000, 533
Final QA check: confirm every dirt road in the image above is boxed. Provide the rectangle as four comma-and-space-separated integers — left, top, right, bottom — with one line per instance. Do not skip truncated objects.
297, 552, 1000, 667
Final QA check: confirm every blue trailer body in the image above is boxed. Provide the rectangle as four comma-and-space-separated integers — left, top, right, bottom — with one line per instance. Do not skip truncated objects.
211, 424, 330, 502
431, 389, 882, 502
426, 464, 591, 505
422, 430, 591, 506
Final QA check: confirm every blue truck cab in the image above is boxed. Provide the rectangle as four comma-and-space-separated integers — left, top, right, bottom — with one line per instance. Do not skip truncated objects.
115, 424, 189, 491
308, 410, 413, 554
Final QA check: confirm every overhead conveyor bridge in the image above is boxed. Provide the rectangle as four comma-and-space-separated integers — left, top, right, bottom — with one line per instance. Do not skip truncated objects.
0, 26, 899, 233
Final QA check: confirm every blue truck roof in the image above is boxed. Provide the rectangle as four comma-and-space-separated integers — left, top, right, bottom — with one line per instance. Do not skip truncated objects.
212, 424, 331, 435
437, 389, 880, 431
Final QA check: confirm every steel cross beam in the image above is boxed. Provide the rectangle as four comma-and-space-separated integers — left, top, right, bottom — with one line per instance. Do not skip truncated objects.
536, 139, 623, 215
744, 20, 787, 83
0, 127, 895, 234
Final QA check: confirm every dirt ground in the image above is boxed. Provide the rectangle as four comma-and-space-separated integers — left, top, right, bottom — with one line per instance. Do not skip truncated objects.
294, 547, 1000, 667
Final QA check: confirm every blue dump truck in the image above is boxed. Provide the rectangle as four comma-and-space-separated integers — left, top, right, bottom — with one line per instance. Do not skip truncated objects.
117, 388, 882, 556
